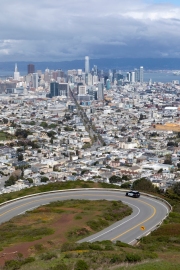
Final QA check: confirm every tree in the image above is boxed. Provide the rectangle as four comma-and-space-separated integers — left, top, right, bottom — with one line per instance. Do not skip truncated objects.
82, 143, 91, 149
177, 163, 180, 170
121, 182, 131, 189
109, 175, 122, 183
17, 153, 23, 161
15, 129, 30, 139
27, 178, 33, 184
132, 178, 158, 193
122, 175, 130, 181
127, 137, 132, 142
41, 176, 49, 182
40, 122, 48, 128
81, 170, 89, 175
167, 141, 178, 147
173, 182, 180, 196
121, 127, 126, 132
47, 131, 56, 138
139, 113, 144, 121
64, 126, 73, 132
164, 154, 172, 165
5, 175, 17, 187
3, 118, 8, 124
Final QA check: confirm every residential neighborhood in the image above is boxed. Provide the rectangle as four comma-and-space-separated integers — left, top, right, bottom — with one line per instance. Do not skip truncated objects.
0, 64, 180, 194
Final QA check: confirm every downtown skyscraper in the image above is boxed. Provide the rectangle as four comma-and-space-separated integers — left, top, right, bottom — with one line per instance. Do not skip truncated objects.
85, 56, 90, 74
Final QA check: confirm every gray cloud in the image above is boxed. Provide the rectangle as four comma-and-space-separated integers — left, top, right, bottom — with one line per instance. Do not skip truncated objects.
0, 0, 180, 60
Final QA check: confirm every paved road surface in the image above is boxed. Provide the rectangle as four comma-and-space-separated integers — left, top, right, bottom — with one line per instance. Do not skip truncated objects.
0, 190, 169, 245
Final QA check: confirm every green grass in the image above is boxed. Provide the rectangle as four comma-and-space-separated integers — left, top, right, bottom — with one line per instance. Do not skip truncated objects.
0, 181, 180, 269
0, 200, 132, 253
16, 241, 159, 270
0, 222, 54, 250
0, 180, 122, 205
116, 261, 180, 270
0, 131, 15, 141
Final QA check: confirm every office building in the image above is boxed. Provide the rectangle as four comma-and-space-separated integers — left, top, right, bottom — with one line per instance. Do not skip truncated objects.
85, 56, 90, 74
106, 79, 111, 90
139, 66, 144, 83
126, 72, 131, 82
14, 63, 20, 81
78, 85, 86, 95
97, 82, 104, 100
27, 64, 35, 74
134, 68, 139, 82
49, 82, 69, 97
130, 71, 136, 83
59, 83, 69, 96
32, 73, 38, 89
85, 73, 92, 85
77, 69, 82, 76
50, 82, 59, 97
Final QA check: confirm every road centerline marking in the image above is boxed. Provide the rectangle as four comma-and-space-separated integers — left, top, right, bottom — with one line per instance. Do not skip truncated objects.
0, 192, 158, 244
111, 199, 156, 241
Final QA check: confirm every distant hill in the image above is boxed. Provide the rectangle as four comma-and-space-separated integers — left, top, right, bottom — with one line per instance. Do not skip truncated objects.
1, 58, 180, 75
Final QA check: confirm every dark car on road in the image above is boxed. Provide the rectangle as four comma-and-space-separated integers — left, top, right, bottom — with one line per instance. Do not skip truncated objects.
126, 191, 140, 198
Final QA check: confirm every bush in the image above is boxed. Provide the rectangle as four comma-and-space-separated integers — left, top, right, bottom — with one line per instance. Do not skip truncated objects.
61, 242, 78, 252
110, 254, 124, 263
75, 215, 82, 220
143, 251, 158, 259
50, 261, 68, 270
34, 244, 45, 252
4, 259, 21, 270
4, 257, 35, 270
89, 243, 103, 251
125, 253, 142, 262
87, 219, 109, 231
41, 176, 49, 182
41, 252, 57, 260
74, 260, 89, 270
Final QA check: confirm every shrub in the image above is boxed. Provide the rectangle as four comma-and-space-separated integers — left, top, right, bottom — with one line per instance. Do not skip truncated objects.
143, 251, 158, 259
89, 243, 103, 251
74, 259, 89, 270
41, 252, 57, 261
4, 257, 35, 270
125, 253, 142, 262
87, 219, 109, 231
61, 242, 78, 252
110, 254, 124, 263
115, 241, 131, 248
4, 259, 21, 270
75, 215, 82, 220
68, 227, 89, 239
34, 244, 44, 252
50, 261, 68, 270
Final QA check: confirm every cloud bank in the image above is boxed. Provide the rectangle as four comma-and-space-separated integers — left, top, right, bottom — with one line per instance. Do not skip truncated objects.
0, 0, 180, 61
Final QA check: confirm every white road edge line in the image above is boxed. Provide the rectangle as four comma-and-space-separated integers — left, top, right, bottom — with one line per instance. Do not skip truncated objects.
128, 220, 163, 245
141, 195, 169, 214
127, 196, 170, 244
18, 206, 37, 216
87, 201, 140, 242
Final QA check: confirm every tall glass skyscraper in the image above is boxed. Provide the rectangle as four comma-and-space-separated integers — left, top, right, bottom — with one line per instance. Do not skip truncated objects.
85, 56, 90, 74
28, 64, 35, 74
139, 66, 144, 83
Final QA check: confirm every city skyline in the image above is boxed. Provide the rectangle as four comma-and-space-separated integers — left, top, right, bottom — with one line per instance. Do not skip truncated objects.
0, 0, 180, 61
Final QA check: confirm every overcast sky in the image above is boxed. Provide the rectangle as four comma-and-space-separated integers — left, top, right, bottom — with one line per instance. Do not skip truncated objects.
0, 0, 179, 61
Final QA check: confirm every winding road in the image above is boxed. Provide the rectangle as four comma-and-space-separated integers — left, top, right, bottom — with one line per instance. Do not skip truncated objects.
0, 189, 170, 245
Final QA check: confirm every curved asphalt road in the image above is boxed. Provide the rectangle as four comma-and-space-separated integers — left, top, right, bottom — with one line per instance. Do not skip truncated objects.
0, 190, 169, 245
